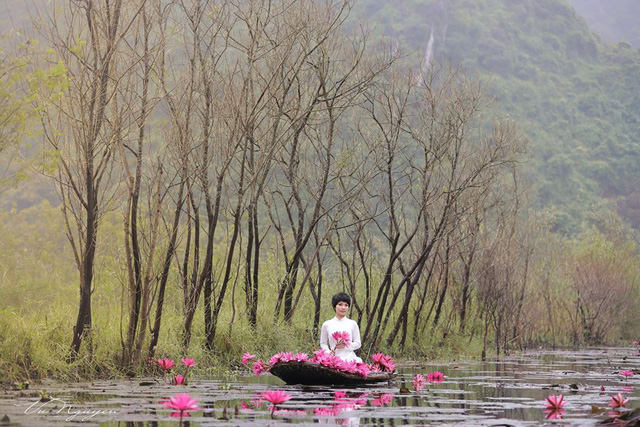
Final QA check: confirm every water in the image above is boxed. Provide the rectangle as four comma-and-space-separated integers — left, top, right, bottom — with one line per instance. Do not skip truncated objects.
1, 347, 638, 425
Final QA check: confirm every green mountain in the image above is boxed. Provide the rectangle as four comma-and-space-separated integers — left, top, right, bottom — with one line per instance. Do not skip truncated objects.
353, 0, 640, 233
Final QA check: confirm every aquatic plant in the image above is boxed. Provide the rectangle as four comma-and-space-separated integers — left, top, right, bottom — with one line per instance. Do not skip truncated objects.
157, 358, 175, 371
371, 353, 396, 372
609, 393, 628, 408
262, 390, 292, 415
544, 394, 566, 410
620, 370, 634, 377
157, 358, 175, 383
173, 375, 186, 385
413, 374, 426, 390
161, 393, 201, 421
331, 331, 351, 348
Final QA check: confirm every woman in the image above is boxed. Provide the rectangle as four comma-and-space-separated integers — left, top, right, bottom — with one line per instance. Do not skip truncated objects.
320, 292, 362, 363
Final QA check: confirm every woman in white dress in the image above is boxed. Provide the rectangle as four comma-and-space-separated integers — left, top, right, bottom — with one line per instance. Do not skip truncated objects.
320, 293, 362, 363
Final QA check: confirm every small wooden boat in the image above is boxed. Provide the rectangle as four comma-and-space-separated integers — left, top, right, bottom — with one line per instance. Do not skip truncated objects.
269, 361, 397, 386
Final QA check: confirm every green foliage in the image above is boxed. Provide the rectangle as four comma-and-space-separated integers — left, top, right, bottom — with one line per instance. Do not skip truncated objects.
353, 0, 640, 233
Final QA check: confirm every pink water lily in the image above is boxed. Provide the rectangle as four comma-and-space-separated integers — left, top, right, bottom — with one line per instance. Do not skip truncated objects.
544, 394, 566, 410
161, 393, 200, 420
181, 358, 195, 368
332, 331, 351, 347
620, 370, 634, 377
242, 352, 256, 364
371, 353, 396, 372
262, 390, 292, 415
158, 358, 175, 371
262, 390, 292, 405
609, 393, 628, 408
413, 374, 426, 390
427, 371, 445, 383
173, 375, 186, 385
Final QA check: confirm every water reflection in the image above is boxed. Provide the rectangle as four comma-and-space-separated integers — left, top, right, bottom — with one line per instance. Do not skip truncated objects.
1, 347, 639, 425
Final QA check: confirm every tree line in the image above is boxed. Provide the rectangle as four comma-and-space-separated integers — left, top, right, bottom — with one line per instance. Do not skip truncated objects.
8, 0, 635, 373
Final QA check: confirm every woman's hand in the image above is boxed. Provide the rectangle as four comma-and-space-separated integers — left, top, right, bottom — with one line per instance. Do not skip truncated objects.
335, 340, 346, 350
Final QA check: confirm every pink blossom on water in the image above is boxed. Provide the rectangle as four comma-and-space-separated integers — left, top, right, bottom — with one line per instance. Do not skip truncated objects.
157, 358, 175, 371
161, 393, 201, 416
609, 393, 628, 408
173, 375, 186, 385
413, 374, 426, 390
620, 370, 634, 377
262, 390, 292, 406
181, 358, 195, 368
242, 352, 256, 364
544, 395, 566, 410
427, 371, 445, 383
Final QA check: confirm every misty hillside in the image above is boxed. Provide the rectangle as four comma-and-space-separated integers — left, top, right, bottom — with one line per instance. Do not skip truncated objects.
2, 0, 640, 234
567, 0, 640, 48
353, 0, 640, 233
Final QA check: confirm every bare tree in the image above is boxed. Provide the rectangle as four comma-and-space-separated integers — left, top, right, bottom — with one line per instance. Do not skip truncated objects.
36, 0, 145, 357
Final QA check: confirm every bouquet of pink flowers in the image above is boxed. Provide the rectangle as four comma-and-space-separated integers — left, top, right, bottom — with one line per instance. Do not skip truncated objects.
331, 331, 351, 350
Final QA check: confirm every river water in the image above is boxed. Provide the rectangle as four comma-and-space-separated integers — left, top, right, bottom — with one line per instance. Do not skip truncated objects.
1, 347, 638, 426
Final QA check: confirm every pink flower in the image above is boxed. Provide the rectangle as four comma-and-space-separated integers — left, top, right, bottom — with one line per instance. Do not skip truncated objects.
181, 358, 195, 368
293, 352, 308, 362
173, 375, 186, 385
262, 390, 292, 414
371, 353, 396, 372
269, 352, 294, 365
633, 341, 639, 347
332, 331, 352, 346
242, 353, 256, 364
252, 360, 267, 376
544, 395, 566, 410
622, 386, 635, 392
262, 390, 292, 406
413, 374, 426, 390
609, 393, 628, 408
157, 358, 175, 371
620, 370, 634, 377
334, 391, 347, 400
161, 393, 201, 418
427, 371, 445, 383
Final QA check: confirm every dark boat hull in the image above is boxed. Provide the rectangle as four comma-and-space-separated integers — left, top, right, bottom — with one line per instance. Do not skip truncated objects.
269, 361, 397, 385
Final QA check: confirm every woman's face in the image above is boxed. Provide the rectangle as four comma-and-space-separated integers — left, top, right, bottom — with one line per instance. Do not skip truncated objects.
335, 301, 349, 317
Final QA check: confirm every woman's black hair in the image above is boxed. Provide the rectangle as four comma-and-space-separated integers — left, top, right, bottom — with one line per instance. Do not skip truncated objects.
331, 292, 351, 309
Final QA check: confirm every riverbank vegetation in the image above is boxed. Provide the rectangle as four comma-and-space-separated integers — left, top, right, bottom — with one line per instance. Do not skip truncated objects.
1, 0, 639, 384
